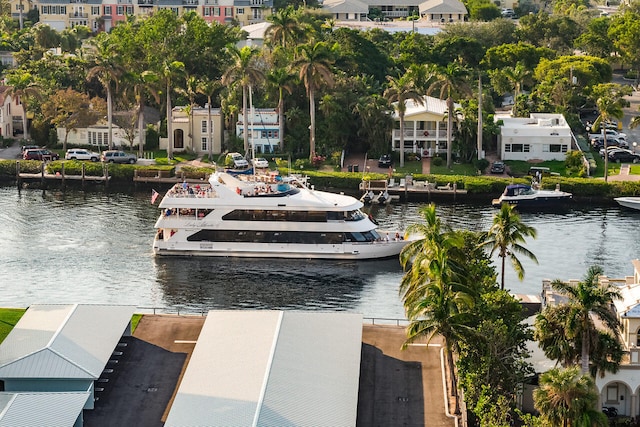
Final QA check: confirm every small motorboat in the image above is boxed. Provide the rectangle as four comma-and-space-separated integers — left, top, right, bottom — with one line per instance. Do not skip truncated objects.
492, 183, 572, 208
614, 197, 640, 211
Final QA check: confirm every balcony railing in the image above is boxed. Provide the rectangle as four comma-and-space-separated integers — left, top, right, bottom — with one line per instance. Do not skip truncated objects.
183, 0, 199, 5
138, 0, 155, 5
392, 129, 447, 139
117, 0, 133, 4
69, 12, 88, 18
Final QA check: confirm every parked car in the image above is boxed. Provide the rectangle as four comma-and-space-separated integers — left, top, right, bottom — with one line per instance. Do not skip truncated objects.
608, 149, 640, 163
23, 148, 60, 161
589, 128, 626, 141
490, 161, 505, 174
226, 152, 249, 169
251, 157, 269, 168
591, 136, 626, 150
378, 154, 392, 168
65, 148, 100, 162
101, 150, 137, 164
21, 144, 39, 153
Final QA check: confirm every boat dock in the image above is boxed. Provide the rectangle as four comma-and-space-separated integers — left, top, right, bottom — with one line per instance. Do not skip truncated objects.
361, 177, 467, 202
16, 161, 110, 187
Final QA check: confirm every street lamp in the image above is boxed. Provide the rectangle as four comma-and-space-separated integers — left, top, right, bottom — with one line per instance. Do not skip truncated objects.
633, 142, 637, 154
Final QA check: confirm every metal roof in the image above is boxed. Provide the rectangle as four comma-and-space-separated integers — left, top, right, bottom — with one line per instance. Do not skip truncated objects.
165, 310, 363, 427
0, 391, 90, 427
0, 304, 136, 379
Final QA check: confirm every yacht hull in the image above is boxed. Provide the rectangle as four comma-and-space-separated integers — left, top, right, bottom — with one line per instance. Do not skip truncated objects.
153, 240, 406, 259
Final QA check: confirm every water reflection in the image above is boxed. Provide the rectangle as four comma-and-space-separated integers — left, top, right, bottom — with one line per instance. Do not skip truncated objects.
154, 256, 403, 313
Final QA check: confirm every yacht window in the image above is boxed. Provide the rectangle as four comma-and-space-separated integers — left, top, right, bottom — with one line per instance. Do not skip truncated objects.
327, 212, 343, 221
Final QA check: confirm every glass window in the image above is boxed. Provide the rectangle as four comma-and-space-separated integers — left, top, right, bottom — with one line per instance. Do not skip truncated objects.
201, 137, 207, 151
512, 144, 524, 152
225, 7, 233, 16
504, 144, 511, 152
91, 6, 99, 14
549, 144, 561, 152
117, 6, 124, 14
236, 7, 243, 14
201, 120, 207, 133
213, 7, 219, 15
104, 5, 112, 14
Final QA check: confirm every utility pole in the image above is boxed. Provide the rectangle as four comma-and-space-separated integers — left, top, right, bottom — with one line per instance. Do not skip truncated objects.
19, 0, 24, 30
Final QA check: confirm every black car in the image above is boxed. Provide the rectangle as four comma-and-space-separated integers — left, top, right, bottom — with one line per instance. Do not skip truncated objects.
608, 149, 640, 163
490, 161, 505, 174
378, 154, 392, 168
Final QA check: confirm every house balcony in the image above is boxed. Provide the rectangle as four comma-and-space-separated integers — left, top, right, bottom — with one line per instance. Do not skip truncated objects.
69, 12, 88, 18
183, 0, 199, 5
392, 129, 447, 140
138, 0, 155, 6
117, 0, 133, 3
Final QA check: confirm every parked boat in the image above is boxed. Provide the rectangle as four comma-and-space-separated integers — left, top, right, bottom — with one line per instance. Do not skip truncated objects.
614, 197, 640, 211
153, 171, 408, 259
492, 183, 572, 208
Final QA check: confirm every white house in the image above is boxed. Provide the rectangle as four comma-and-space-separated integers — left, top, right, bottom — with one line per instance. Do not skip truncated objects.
57, 124, 135, 149
390, 95, 460, 157
0, 86, 22, 138
237, 108, 280, 154
537, 260, 640, 418
497, 113, 574, 162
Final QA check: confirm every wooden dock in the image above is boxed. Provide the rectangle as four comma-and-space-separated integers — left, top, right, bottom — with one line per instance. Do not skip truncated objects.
361, 178, 467, 202
16, 161, 110, 187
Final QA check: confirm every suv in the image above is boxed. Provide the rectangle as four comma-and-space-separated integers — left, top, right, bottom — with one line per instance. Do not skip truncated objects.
227, 152, 249, 169
101, 150, 137, 164
65, 148, 100, 162
609, 149, 640, 163
23, 148, 60, 161
378, 154, 392, 168
490, 161, 505, 174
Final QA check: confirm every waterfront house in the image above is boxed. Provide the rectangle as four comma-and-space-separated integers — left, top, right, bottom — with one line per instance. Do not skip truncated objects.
322, 0, 369, 21
537, 260, 640, 418
57, 123, 135, 149
497, 113, 575, 162
390, 95, 461, 158
0, 86, 23, 138
418, 0, 467, 22
236, 108, 280, 154
161, 105, 224, 156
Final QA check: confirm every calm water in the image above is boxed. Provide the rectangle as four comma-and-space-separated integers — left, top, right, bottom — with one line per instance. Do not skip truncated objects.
1, 184, 639, 319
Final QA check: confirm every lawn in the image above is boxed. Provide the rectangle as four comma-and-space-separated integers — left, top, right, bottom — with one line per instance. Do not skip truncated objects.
0, 308, 26, 344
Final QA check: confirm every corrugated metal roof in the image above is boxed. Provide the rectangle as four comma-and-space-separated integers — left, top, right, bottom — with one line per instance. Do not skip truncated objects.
0, 391, 89, 427
0, 304, 136, 379
165, 310, 362, 427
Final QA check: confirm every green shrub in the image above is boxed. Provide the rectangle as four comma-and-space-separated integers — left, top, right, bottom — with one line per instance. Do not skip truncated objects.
474, 158, 490, 173
432, 156, 444, 166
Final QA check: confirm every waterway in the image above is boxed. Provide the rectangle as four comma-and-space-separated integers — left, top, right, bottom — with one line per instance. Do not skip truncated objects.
1, 184, 639, 319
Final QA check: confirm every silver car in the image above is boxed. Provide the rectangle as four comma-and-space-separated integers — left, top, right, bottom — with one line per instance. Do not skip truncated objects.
65, 148, 100, 162
101, 150, 137, 164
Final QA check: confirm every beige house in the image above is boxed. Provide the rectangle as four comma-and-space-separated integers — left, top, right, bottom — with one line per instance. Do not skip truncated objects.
539, 260, 640, 418
390, 95, 460, 157
0, 86, 23, 139
419, 0, 467, 22
161, 106, 224, 156
322, 0, 369, 21
57, 124, 134, 149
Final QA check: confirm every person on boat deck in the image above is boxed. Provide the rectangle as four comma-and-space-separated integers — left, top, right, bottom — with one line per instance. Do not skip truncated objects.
384, 233, 390, 241
395, 232, 402, 241
182, 181, 188, 190
165, 209, 171, 217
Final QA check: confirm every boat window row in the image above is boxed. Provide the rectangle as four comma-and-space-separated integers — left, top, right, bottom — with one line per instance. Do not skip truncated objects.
186, 229, 381, 244
164, 208, 213, 219
221, 209, 366, 222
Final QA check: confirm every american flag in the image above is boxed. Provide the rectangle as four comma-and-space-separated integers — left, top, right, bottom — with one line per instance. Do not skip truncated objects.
151, 189, 159, 205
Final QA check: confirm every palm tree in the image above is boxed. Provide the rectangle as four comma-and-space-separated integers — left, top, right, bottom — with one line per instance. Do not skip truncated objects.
549, 265, 622, 374
479, 203, 537, 290
222, 45, 264, 156
383, 72, 422, 168
594, 97, 624, 182
176, 75, 199, 153
293, 42, 335, 160
400, 204, 472, 414
123, 70, 160, 159
159, 60, 185, 160
266, 68, 296, 154
502, 63, 532, 117
534, 367, 608, 427
87, 34, 124, 150
197, 78, 222, 162
427, 63, 470, 169
264, 6, 301, 49
5, 71, 42, 142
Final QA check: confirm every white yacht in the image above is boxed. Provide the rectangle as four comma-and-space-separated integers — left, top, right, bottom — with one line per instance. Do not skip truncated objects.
152, 171, 408, 259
